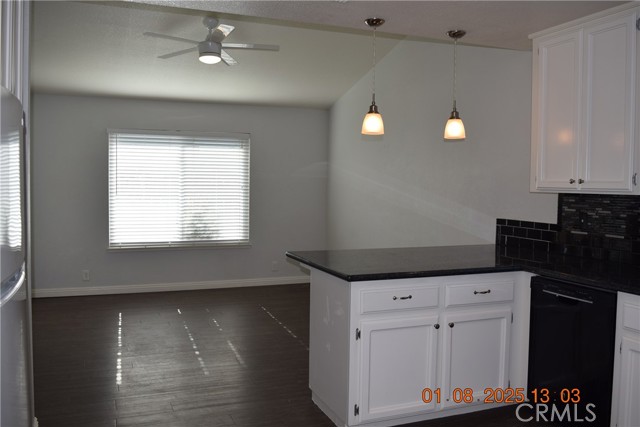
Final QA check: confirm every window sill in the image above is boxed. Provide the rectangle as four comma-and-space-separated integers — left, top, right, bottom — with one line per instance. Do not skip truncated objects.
107, 242, 252, 252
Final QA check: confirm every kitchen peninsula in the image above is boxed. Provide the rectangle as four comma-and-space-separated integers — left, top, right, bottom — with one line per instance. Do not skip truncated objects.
286, 245, 640, 427
286, 245, 533, 427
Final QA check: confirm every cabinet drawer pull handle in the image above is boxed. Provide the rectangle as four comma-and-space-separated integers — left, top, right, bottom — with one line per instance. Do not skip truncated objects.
569, 179, 576, 184
474, 289, 491, 295
449, 322, 455, 328
578, 179, 584, 184
434, 324, 440, 329
392, 295, 413, 301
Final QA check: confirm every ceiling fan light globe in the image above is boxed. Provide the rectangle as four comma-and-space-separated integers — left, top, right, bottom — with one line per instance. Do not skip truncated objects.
198, 41, 222, 64
199, 54, 222, 64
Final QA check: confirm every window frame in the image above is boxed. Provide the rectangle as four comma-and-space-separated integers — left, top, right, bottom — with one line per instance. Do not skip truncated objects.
107, 128, 251, 250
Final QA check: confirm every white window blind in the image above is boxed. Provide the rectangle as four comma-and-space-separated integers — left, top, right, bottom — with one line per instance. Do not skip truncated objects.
108, 129, 250, 249
0, 127, 23, 249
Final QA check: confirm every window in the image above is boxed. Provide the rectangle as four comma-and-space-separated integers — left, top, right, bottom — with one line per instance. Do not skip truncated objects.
108, 129, 250, 249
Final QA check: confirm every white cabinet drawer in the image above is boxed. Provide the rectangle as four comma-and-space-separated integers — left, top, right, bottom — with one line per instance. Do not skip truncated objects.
445, 281, 514, 307
622, 300, 640, 333
361, 286, 439, 314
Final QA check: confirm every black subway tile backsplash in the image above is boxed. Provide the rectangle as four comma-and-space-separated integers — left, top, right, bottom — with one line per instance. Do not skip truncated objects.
540, 230, 556, 242
498, 194, 639, 262
496, 218, 557, 254
527, 229, 541, 240
514, 227, 527, 238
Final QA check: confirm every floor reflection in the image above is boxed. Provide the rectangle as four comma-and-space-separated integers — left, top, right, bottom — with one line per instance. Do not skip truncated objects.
177, 308, 209, 376
116, 312, 122, 386
226, 340, 246, 367
260, 305, 309, 350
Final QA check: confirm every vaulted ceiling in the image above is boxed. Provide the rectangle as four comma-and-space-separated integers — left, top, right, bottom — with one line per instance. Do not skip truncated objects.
31, 1, 626, 108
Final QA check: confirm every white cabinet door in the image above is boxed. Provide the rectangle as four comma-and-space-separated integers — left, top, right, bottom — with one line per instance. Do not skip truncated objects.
531, 5, 639, 194
616, 337, 640, 427
440, 308, 511, 409
358, 314, 439, 422
533, 31, 582, 191
612, 292, 640, 427
581, 13, 637, 191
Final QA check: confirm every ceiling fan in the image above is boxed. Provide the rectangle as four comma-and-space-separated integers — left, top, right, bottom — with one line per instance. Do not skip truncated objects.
143, 17, 279, 66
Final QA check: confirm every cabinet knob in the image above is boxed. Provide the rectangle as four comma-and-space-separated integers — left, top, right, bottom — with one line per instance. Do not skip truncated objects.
434, 324, 440, 329
448, 322, 455, 328
578, 179, 584, 184
569, 179, 576, 184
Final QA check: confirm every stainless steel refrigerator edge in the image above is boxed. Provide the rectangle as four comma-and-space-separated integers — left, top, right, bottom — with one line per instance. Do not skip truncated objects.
0, 86, 30, 427
1, 1, 34, 425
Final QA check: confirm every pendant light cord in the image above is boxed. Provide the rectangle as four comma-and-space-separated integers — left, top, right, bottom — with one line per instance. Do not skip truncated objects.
372, 25, 377, 105
452, 36, 457, 109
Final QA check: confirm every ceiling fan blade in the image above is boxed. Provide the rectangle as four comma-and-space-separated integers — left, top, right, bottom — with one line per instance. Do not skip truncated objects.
221, 50, 238, 66
158, 46, 197, 59
217, 24, 235, 38
221, 43, 279, 51
143, 32, 199, 45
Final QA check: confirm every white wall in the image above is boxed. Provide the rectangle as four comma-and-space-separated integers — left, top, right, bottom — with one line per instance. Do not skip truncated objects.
328, 39, 557, 249
32, 94, 328, 295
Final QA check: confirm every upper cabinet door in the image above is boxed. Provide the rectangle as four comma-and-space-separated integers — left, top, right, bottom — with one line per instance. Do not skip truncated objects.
530, 5, 639, 194
581, 14, 637, 191
533, 32, 582, 190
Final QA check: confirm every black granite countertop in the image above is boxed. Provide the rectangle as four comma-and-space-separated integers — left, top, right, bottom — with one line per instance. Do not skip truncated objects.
285, 244, 640, 295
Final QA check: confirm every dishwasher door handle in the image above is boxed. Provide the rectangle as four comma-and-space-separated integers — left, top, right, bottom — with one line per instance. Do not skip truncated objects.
542, 289, 593, 304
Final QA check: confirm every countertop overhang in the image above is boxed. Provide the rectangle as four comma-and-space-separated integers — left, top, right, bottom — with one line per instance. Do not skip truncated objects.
286, 244, 640, 295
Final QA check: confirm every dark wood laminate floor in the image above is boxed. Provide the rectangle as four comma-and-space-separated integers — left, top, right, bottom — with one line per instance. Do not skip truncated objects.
33, 284, 525, 427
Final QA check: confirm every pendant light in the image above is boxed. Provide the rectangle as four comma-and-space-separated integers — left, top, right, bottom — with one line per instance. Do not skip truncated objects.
444, 30, 466, 140
361, 18, 385, 135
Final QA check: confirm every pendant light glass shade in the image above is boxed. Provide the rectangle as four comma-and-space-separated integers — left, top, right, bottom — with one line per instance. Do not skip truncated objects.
362, 97, 384, 135
444, 30, 466, 141
444, 118, 466, 139
362, 18, 385, 136
444, 102, 466, 139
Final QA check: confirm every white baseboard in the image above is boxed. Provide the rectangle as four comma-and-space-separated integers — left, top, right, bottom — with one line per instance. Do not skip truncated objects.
32, 276, 310, 298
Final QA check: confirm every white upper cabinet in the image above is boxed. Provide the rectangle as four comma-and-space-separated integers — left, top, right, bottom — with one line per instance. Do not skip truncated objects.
533, 32, 583, 190
530, 5, 639, 194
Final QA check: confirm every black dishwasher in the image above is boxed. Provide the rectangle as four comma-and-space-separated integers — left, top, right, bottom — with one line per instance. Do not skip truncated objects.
528, 276, 617, 426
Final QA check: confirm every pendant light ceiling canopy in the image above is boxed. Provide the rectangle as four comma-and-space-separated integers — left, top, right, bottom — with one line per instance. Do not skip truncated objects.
361, 17, 385, 136
444, 29, 467, 141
